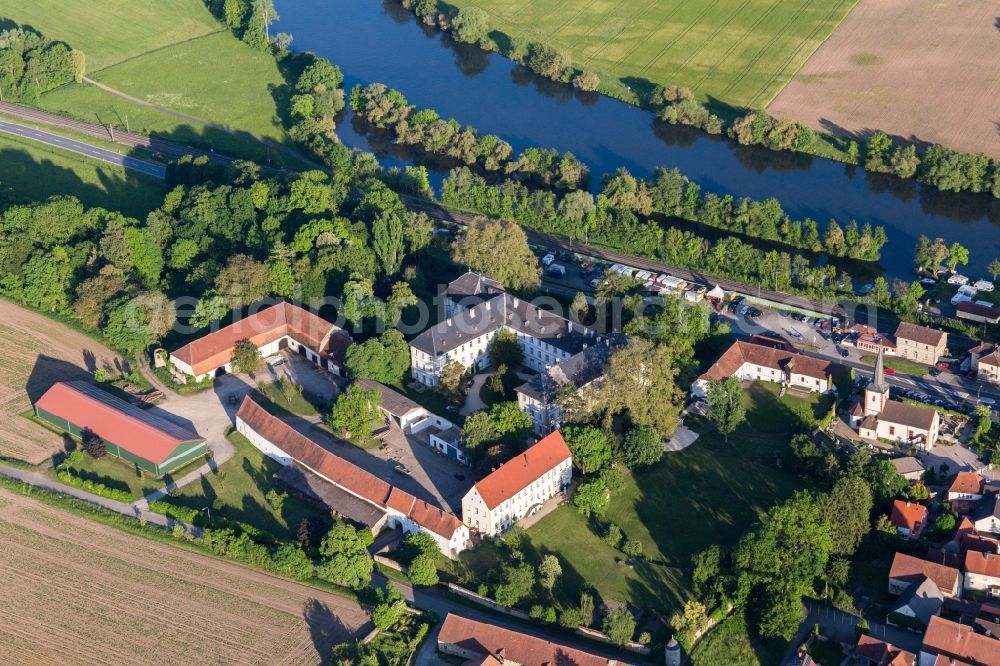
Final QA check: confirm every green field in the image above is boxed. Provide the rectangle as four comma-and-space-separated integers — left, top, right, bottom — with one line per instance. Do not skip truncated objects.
452, 382, 820, 616
0, 132, 168, 218
450, 0, 858, 110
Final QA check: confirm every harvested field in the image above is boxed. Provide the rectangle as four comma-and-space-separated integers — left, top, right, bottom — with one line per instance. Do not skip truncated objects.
0, 300, 125, 464
768, 0, 1000, 159
0, 485, 369, 664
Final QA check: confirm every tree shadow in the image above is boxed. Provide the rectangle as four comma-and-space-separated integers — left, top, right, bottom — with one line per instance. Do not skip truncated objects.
302, 598, 353, 665
25, 354, 126, 404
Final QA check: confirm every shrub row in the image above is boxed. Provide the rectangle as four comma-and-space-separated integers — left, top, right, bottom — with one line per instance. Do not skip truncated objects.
55, 468, 132, 503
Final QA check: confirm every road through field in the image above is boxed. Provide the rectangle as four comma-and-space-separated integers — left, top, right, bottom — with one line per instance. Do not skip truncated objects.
0, 119, 166, 179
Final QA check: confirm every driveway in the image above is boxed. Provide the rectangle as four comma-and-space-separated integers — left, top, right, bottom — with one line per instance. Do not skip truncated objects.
460, 372, 492, 416
782, 602, 923, 665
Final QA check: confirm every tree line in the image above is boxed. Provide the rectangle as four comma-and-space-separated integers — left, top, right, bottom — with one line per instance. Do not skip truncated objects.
0, 23, 84, 102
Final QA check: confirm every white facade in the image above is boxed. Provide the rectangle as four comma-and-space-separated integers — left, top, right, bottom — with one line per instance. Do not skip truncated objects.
974, 513, 1000, 535
860, 416, 940, 451
384, 509, 470, 555
237, 416, 294, 466
692, 359, 830, 398
171, 335, 319, 382
462, 458, 572, 537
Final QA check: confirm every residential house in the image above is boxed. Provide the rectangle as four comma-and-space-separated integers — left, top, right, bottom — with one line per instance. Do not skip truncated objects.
235, 395, 469, 556
944, 517, 1000, 557
888, 552, 961, 598
890, 576, 944, 629
971, 342, 1000, 384
958, 302, 1000, 325
918, 615, 1000, 666
355, 380, 466, 464
515, 334, 625, 435
691, 338, 835, 398
461, 431, 572, 537
440, 270, 504, 318
857, 351, 940, 450
965, 551, 1000, 599
169, 301, 350, 381
949, 472, 986, 514
437, 613, 632, 666
854, 635, 915, 666
891, 500, 929, 540
974, 493, 1000, 536
890, 456, 926, 482
857, 335, 896, 356
409, 278, 603, 387
894, 322, 947, 366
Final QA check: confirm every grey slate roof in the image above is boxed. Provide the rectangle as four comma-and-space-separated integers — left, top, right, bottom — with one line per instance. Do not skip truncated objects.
356, 380, 424, 419
890, 456, 925, 476
972, 492, 1000, 523
445, 271, 503, 301
892, 576, 944, 625
515, 333, 626, 401
410, 293, 600, 357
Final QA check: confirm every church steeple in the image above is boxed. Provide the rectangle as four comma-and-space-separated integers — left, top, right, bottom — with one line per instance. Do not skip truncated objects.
865, 347, 890, 416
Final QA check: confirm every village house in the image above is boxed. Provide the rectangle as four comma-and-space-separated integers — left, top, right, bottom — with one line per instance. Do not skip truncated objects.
949, 472, 987, 514
890, 456, 926, 482
891, 500, 929, 540
461, 431, 572, 537
964, 551, 1000, 599
235, 395, 469, 556
169, 301, 351, 382
957, 301, 1000, 325
889, 576, 943, 629
690, 338, 835, 398
855, 350, 940, 450
971, 342, 1000, 384
894, 322, 948, 366
33, 381, 208, 476
515, 334, 625, 435
437, 613, 631, 666
888, 552, 961, 598
854, 635, 915, 666
918, 615, 1000, 666
409, 278, 604, 387
856, 334, 895, 357
973, 493, 1000, 536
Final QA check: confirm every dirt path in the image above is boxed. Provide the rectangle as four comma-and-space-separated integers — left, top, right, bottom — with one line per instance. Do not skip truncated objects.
0, 484, 370, 664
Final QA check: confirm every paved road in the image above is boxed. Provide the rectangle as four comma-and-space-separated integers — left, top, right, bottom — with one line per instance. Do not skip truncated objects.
0, 118, 166, 179
782, 602, 922, 665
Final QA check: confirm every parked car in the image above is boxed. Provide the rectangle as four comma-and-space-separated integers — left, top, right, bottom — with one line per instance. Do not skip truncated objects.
929, 367, 941, 376
590, 277, 601, 289
839, 348, 849, 358
541, 253, 555, 267
884, 367, 896, 375
980, 396, 996, 406
546, 263, 567, 277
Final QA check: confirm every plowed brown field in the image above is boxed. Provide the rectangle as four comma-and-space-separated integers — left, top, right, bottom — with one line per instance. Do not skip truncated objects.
0, 485, 369, 664
768, 0, 1000, 159
0, 300, 125, 464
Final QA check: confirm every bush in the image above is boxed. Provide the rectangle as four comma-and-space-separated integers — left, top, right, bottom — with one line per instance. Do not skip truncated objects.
55, 468, 131, 503
147, 500, 199, 523
603, 523, 623, 548
622, 540, 643, 558
408, 554, 439, 586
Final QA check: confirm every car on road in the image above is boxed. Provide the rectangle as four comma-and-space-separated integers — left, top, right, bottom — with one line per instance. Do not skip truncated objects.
393, 464, 411, 476
980, 397, 996, 406
930, 367, 941, 376
839, 348, 849, 358
541, 253, 555, 267
884, 367, 896, 375
445, 405, 460, 414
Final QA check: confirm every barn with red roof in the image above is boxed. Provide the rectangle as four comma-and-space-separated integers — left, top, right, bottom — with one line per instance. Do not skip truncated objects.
33, 381, 207, 475
461, 430, 572, 537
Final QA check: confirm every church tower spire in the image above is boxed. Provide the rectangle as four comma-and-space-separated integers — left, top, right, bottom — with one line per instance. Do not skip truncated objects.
865, 347, 890, 416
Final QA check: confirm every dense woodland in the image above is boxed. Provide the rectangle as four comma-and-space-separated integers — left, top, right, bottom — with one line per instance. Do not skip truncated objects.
0, 23, 83, 102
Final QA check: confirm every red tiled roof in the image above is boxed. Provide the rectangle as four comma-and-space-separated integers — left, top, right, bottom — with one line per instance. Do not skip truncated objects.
895, 322, 947, 348
698, 339, 833, 383
921, 616, 1000, 666
473, 431, 571, 510
855, 635, 916, 666
889, 552, 960, 595
950, 472, 985, 496
34, 381, 203, 465
891, 500, 927, 534
236, 396, 464, 540
965, 551, 1000, 580
438, 613, 632, 666
172, 302, 337, 376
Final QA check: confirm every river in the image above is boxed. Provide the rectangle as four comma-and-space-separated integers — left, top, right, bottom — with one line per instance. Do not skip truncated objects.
274, 0, 1000, 283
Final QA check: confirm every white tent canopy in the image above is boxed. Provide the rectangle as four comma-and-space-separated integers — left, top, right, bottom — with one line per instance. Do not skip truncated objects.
707, 284, 726, 300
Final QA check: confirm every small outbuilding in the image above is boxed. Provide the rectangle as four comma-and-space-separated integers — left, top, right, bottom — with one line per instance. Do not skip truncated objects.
33, 381, 207, 476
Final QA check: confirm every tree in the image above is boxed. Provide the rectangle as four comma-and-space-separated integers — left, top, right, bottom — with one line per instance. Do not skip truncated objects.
603, 523, 623, 548
572, 70, 600, 91
73, 267, 127, 330
935, 511, 957, 533
593, 338, 684, 436
452, 217, 540, 290
622, 426, 663, 468
103, 297, 154, 354
821, 476, 873, 556
328, 384, 383, 440
562, 425, 612, 474
344, 330, 411, 384
573, 478, 610, 517
215, 254, 270, 308
461, 411, 498, 456
372, 211, 404, 276
670, 600, 709, 640
494, 562, 534, 607
488, 329, 523, 368
270, 542, 313, 580
988, 258, 1000, 281
451, 6, 491, 46
408, 554, 439, 586
602, 607, 636, 646
946, 242, 969, 272
372, 586, 406, 628
232, 338, 263, 375
437, 360, 467, 405
538, 554, 562, 592
489, 401, 533, 446
705, 376, 746, 441
190, 290, 228, 328
80, 427, 106, 458
317, 521, 374, 589
913, 235, 931, 271
402, 532, 440, 563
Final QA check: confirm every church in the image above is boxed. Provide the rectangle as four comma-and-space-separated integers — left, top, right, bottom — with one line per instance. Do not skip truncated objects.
851, 349, 940, 450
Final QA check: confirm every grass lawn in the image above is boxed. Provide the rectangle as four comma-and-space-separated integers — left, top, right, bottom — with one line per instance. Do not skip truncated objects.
449, 0, 857, 111
452, 382, 817, 616
37, 31, 298, 166
860, 354, 929, 377
0, 0, 220, 71
0, 132, 168, 218
690, 607, 786, 666
52, 446, 206, 499
260, 379, 325, 417
164, 431, 329, 540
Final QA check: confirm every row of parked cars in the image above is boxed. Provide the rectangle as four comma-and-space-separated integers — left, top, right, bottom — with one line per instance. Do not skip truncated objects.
890, 386, 957, 410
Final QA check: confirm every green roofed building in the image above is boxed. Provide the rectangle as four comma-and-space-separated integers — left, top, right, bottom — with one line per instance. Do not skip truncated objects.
34, 380, 207, 476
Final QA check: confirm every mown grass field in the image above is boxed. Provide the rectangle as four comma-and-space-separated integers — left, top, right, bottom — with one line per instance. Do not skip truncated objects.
0, 132, 167, 217
449, 0, 858, 110
452, 382, 819, 617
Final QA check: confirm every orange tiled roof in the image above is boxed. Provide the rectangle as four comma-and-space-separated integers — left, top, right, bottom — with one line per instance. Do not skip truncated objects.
950, 471, 985, 496
855, 635, 916, 666
891, 500, 927, 534
472, 431, 571, 510
889, 552, 960, 595
965, 551, 1000, 580
172, 302, 337, 376
698, 339, 833, 383
921, 616, 1000, 665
